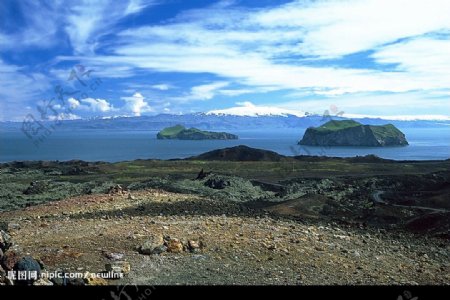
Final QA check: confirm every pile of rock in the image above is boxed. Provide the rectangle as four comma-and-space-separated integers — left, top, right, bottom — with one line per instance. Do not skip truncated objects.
0, 229, 51, 286
108, 184, 127, 195
137, 234, 203, 255
204, 176, 231, 190
23, 181, 49, 195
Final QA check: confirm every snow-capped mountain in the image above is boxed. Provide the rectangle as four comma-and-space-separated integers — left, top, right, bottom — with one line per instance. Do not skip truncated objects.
206, 102, 306, 117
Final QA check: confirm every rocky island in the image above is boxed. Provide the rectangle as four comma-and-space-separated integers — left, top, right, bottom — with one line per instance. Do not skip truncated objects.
299, 120, 408, 147
157, 125, 238, 140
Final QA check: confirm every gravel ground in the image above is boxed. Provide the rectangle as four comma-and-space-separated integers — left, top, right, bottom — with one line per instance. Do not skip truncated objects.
1, 189, 448, 285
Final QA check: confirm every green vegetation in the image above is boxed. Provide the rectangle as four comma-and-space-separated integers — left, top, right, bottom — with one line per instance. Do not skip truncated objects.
315, 120, 362, 132
1, 157, 449, 211
369, 124, 403, 139
157, 124, 185, 136
156, 125, 238, 140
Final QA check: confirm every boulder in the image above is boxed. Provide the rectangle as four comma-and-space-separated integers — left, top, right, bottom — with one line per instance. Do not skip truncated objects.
138, 234, 164, 255
166, 238, 184, 253
13, 256, 42, 285
151, 245, 167, 255
0, 230, 12, 252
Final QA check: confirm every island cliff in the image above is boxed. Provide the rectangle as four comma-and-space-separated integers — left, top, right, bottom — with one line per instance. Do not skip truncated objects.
299, 120, 408, 147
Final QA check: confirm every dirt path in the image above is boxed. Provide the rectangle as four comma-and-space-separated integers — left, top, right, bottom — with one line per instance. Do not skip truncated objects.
371, 190, 449, 213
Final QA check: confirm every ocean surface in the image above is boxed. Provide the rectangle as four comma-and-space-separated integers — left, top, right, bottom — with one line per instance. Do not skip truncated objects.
1, 127, 449, 162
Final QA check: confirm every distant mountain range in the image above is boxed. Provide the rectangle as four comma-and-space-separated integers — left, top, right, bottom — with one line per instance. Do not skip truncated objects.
1, 112, 449, 132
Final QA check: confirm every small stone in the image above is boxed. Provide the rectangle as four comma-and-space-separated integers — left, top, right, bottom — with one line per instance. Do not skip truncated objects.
8, 223, 21, 231
33, 278, 54, 286
166, 238, 184, 253
188, 240, 202, 252
84, 274, 108, 286
105, 261, 131, 276
103, 252, 124, 261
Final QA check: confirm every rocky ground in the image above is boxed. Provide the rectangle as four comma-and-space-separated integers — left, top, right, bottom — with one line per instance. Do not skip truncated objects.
1, 188, 449, 285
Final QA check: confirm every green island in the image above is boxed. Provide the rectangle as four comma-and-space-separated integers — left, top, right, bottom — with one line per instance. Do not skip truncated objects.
156, 125, 238, 140
299, 120, 408, 147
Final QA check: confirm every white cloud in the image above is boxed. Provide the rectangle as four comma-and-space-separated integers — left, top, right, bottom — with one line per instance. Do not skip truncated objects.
174, 82, 230, 102
125, 0, 154, 15
0, 2, 60, 50
344, 114, 450, 121
67, 98, 80, 109
279, 91, 450, 117
61, 0, 450, 99
47, 112, 81, 121
65, 0, 157, 54
372, 37, 450, 76
0, 0, 155, 55
79, 98, 114, 112
150, 84, 171, 91
120, 92, 152, 116
0, 60, 52, 121
252, 0, 450, 58
218, 89, 254, 96
189, 82, 230, 100
3, 0, 450, 120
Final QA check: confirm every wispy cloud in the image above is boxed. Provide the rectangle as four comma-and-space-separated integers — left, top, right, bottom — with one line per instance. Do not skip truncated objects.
0, 0, 157, 54
150, 83, 172, 91
1, 0, 450, 120
62, 0, 450, 97
0, 59, 52, 121
64, 0, 156, 54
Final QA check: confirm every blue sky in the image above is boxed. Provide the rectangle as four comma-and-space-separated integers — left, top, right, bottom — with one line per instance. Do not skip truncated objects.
1, 0, 450, 121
